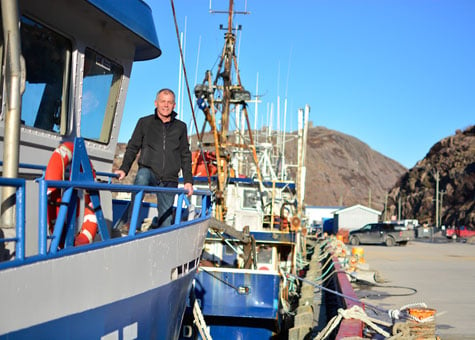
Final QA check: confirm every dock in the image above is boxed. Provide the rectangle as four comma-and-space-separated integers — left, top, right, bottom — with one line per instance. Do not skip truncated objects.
355, 237, 475, 339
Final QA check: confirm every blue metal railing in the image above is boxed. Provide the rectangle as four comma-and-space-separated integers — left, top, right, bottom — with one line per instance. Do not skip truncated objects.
0, 137, 212, 264
0, 178, 26, 260
37, 179, 211, 254
0, 176, 211, 261
0, 160, 119, 183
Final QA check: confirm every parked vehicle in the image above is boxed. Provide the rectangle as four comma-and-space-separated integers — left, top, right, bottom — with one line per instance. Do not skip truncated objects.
349, 223, 414, 247
308, 223, 323, 236
445, 226, 475, 240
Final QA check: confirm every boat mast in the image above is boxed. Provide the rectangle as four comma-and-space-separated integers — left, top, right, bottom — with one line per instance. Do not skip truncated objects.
1, 0, 23, 230
196, 0, 265, 221
296, 105, 310, 216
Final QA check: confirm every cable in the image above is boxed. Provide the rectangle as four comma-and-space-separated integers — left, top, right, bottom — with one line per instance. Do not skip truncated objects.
354, 279, 418, 299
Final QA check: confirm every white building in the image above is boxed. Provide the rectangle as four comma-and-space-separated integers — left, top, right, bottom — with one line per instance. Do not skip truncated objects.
305, 205, 343, 225
334, 204, 381, 231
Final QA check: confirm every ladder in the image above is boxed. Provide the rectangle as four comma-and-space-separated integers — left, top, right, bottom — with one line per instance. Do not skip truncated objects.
193, 300, 212, 340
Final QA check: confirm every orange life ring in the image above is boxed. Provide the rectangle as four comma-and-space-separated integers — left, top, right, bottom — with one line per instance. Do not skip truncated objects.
45, 142, 98, 246
290, 216, 301, 231
74, 199, 98, 246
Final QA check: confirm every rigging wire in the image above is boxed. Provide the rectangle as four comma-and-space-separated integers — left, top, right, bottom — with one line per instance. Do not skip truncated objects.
199, 266, 247, 294
170, 0, 213, 189
170, 2, 198, 138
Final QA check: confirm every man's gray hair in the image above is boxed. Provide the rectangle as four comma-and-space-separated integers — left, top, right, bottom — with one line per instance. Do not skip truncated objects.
157, 88, 175, 101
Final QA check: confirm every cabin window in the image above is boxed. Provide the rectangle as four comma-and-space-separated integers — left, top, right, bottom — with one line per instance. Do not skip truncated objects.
80, 48, 123, 144
257, 245, 273, 264
242, 189, 259, 209
18, 16, 71, 134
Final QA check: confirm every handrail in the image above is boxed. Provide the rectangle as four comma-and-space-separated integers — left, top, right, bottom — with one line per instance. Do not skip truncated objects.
0, 161, 119, 183
0, 176, 211, 263
0, 178, 26, 260
38, 179, 211, 254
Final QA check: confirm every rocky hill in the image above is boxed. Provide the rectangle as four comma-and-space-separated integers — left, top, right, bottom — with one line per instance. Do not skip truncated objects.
291, 126, 406, 211
385, 125, 475, 228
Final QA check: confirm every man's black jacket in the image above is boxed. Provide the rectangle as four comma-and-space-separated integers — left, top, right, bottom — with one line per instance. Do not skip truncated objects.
119, 111, 193, 184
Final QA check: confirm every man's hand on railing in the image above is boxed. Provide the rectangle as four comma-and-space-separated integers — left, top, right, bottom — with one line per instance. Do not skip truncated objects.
184, 182, 193, 196
114, 169, 126, 181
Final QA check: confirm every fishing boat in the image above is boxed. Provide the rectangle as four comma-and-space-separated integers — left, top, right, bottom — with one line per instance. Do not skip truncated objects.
167, 2, 439, 339
0, 1, 211, 339
177, 2, 310, 339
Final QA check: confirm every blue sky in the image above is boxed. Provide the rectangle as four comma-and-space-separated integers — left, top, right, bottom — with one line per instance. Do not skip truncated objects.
121, 0, 475, 169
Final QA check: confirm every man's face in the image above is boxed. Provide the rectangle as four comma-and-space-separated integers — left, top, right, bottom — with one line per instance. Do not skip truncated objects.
155, 92, 176, 118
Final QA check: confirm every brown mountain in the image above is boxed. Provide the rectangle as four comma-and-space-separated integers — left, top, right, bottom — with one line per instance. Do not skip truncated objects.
296, 125, 406, 211
385, 125, 475, 228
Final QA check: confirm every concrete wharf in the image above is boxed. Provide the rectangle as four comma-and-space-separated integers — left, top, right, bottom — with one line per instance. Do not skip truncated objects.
356, 238, 475, 339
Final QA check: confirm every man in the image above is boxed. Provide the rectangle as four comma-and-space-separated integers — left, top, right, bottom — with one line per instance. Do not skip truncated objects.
115, 88, 193, 229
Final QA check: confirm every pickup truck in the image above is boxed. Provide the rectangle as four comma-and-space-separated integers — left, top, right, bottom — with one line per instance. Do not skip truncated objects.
349, 223, 414, 247
445, 226, 475, 240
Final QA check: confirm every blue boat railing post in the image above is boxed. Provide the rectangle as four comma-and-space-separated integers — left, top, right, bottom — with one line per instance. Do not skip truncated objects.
64, 190, 80, 247
38, 179, 48, 256
88, 190, 109, 241
0, 178, 26, 260
49, 186, 75, 253
129, 190, 144, 236
15, 180, 25, 261
201, 194, 210, 218
175, 193, 185, 224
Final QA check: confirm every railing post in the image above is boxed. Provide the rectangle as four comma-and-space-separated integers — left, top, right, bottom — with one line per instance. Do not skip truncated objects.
15, 181, 25, 260
50, 187, 74, 253
201, 194, 210, 218
38, 179, 48, 255
129, 190, 144, 236
175, 193, 184, 224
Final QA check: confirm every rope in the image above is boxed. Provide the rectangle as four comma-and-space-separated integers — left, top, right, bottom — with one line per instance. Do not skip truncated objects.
353, 275, 418, 299
314, 305, 391, 340
389, 302, 435, 323
302, 239, 436, 339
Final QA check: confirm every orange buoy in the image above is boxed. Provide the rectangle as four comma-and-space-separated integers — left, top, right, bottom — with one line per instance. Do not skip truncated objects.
351, 246, 365, 263
348, 256, 358, 272
408, 307, 436, 320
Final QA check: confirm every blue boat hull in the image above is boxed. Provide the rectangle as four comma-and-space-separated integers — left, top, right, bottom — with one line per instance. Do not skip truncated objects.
181, 268, 282, 340
0, 216, 210, 340
2, 273, 193, 340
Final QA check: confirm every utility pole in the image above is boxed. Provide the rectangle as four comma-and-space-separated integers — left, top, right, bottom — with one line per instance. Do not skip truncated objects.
433, 170, 440, 228
398, 194, 402, 221
383, 194, 388, 222
439, 190, 446, 227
